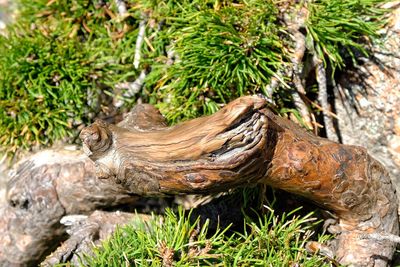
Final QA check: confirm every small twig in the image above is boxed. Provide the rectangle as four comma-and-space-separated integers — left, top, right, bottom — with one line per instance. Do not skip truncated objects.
114, 0, 127, 17
303, 95, 339, 120
264, 70, 289, 100
284, 8, 312, 129
313, 54, 338, 142
310, 113, 323, 136
357, 232, 400, 243
114, 15, 147, 107
134, 20, 146, 69
291, 91, 311, 128
114, 70, 147, 107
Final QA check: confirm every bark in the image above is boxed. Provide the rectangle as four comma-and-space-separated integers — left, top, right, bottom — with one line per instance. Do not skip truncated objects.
81, 95, 399, 266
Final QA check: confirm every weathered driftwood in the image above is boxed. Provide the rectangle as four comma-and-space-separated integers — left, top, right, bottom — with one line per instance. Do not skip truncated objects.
81, 95, 399, 266
0, 104, 167, 266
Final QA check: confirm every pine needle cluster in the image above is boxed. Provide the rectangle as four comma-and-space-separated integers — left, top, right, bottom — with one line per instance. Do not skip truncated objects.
306, 0, 387, 70
75, 207, 331, 266
141, 0, 286, 122
0, 0, 139, 155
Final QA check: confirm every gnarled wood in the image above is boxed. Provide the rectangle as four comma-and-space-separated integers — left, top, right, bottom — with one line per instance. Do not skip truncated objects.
81, 95, 399, 266
0, 104, 165, 266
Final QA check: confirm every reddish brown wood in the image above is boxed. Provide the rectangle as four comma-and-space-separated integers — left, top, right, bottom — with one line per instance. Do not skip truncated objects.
81, 95, 399, 266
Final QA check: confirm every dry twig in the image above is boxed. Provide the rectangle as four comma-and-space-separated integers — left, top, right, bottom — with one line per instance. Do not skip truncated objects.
313, 55, 338, 141
114, 0, 127, 17
284, 8, 312, 129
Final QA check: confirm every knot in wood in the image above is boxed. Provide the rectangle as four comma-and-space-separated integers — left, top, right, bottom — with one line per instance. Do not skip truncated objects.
80, 120, 113, 158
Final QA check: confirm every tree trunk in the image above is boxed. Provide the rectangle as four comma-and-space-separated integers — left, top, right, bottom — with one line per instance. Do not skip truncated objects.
81, 95, 399, 266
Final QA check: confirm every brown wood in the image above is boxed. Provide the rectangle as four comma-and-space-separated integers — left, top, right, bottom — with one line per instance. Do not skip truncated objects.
81, 95, 399, 266
0, 149, 137, 267
0, 104, 165, 267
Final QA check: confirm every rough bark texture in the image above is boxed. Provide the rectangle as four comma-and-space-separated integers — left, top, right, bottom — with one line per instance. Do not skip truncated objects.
0, 105, 165, 266
335, 22, 400, 211
1, 97, 398, 266
0, 149, 137, 266
0, 104, 166, 266
81, 95, 399, 266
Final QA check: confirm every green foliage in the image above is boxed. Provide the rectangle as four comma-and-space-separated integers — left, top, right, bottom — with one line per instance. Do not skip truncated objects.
306, 0, 387, 70
0, 28, 86, 151
141, 0, 286, 123
0, 0, 389, 154
0, 0, 139, 155
136, 0, 387, 123
75, 208, 331, 266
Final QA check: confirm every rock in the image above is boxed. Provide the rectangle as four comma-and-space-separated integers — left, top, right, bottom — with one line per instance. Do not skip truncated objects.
335, 7, 400, 213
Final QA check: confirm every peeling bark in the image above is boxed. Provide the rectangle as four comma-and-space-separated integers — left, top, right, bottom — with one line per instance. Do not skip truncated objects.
81, 95, 399, 266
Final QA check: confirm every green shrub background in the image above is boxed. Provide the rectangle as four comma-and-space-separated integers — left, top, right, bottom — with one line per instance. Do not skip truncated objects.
0, 0, 386, 156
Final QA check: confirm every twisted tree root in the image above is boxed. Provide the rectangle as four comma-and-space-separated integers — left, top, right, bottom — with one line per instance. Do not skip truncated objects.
81, 95, 399, 266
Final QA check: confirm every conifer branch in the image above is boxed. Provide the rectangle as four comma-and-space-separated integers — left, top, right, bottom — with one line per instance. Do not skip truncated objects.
114, 17, 147, 107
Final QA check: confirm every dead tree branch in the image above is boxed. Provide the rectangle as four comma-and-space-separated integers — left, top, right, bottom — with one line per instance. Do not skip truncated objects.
284, 7, 312, 129
313, 54, 339, 142
81, 95, 399, 266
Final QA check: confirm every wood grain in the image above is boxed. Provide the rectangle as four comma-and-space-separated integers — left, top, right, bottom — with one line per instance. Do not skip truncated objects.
81, 95, 399, 266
